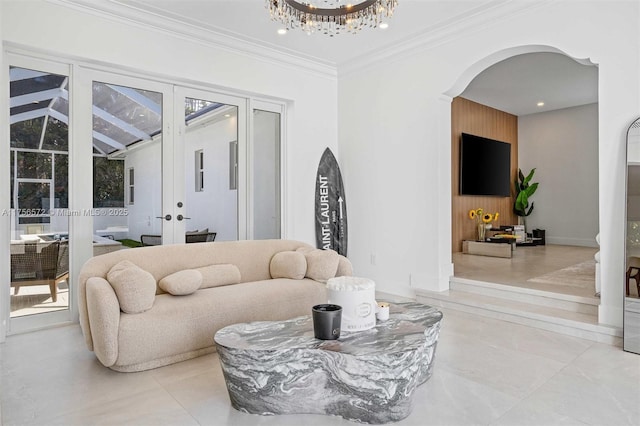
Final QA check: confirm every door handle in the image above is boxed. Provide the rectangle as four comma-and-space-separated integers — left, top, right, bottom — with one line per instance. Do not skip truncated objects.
156, 215, 172, 221
177, 215, 191, 221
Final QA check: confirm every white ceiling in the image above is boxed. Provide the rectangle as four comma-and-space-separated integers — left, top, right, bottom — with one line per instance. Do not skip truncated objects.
461, 52, 598, 116
99, 1, 597, 115
114, 0, 496, 66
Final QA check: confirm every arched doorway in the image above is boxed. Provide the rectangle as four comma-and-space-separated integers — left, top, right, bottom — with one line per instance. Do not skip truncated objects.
445, 45, 601, 304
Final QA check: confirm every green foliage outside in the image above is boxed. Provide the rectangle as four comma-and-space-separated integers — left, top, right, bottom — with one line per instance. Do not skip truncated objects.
117, 239, 143, 248
94, 157, 124, 208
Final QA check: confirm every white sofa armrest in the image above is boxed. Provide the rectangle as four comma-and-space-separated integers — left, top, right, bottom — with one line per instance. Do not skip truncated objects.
86, 277, 121, 367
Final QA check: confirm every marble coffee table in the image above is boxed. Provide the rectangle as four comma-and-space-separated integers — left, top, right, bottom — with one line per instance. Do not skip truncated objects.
214, 301, 443, 424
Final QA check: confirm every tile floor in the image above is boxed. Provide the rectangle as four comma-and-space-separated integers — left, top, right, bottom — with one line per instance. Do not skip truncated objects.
1, 305, 638, 426
453, 245, 599, 298
9, 281, 69, 318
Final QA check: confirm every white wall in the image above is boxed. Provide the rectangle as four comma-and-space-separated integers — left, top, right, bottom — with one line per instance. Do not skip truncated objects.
184, 116, 238, 241
518, 103, 599, 247
339, 1, 639, 326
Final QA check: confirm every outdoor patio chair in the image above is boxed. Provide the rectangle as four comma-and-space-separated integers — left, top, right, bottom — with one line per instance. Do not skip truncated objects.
140, 232, 216, 246
185, 232, 216, 244
10, 240, 69, 303
140, 234, 162, 246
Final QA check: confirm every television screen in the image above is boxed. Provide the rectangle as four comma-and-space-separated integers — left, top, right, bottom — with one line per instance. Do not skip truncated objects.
460, 133, 511, 197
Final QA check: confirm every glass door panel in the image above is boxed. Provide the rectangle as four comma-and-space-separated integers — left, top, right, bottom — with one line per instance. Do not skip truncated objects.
8, 66, 70, 320
179, 95, 240, 242
91, 81, 164, 250
253, 108, 281, 239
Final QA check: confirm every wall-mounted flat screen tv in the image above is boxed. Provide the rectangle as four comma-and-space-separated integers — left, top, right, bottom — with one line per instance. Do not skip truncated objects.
459, 133, 511, 197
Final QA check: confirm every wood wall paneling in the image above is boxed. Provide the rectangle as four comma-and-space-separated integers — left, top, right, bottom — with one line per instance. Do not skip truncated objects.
451, 97, 518, 252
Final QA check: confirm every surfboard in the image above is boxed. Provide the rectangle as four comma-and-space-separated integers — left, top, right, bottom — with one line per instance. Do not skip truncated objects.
315, 148, 348, 256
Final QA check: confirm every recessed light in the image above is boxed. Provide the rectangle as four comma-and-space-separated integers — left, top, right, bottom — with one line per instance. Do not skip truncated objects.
277, 28, 287, 35
379, 22, 389, 29
224, 114, 231, 118
537, 101, 545, 107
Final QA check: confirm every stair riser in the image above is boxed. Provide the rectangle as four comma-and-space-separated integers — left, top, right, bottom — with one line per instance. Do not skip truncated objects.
417, 294, 621, 346
450, 280, 598, 315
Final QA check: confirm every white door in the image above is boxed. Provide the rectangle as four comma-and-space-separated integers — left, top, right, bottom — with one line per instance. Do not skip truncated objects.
173, 87, 247, 243
88, 70, 176, 248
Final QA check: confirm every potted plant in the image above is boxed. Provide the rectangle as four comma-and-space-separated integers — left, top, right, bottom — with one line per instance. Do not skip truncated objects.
514, 168, 538, 230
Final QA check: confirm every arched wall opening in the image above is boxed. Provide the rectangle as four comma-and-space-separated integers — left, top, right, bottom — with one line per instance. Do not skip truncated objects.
442, 43, 601, 310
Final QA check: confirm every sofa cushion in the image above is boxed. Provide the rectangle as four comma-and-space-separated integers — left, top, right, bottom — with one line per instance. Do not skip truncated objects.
197, 264, 241, 289
270, 251, 307, 280
106, 260, 156, 314
336, 255, 353, 277
303, 249, 340, 282
159, 269, 202, 296
114, 278, 327, 371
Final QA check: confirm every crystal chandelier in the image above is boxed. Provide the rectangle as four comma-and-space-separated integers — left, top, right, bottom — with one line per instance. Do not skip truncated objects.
267, 0, 398, 36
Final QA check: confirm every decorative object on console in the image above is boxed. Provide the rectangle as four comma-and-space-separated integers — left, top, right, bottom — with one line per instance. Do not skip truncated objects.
312, 304, 342, 340
468, 208, 500, 241
376, 301, 390, 321
267, 0, 397, 36
327, 276, 377, 331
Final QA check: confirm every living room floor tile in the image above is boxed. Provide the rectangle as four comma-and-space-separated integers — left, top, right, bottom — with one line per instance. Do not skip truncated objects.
439, 307, 594, 363
45, 387, 200, 426
1, 307, 637, 426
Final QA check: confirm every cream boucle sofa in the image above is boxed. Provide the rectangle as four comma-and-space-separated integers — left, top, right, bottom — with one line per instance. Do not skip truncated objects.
78, 239, 350, 372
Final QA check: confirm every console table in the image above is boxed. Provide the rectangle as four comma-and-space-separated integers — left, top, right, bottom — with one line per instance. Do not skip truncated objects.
462, 240, 514, 258
214, 301, 443, 424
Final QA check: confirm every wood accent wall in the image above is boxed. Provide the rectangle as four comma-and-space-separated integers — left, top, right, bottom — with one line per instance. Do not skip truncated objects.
451, 97, 518, 252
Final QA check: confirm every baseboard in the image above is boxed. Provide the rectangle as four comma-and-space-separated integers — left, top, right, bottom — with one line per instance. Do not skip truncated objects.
546, 237, 598, 248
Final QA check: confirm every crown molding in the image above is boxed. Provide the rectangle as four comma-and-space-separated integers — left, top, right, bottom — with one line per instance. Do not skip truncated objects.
48, 0, 338, 80
338, 0, 554, 77
46, 0, 554, 81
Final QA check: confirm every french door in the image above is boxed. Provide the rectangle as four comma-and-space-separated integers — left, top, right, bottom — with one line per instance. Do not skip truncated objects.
3, 59, 281, 337
173, 87, 247, 243
87, 71, 248, 249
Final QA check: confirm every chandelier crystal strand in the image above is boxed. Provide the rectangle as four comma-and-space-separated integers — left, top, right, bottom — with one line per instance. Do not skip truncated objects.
267, 0, 397, 36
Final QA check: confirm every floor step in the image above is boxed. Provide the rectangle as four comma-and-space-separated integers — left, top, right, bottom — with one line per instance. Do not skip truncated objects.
415, 286, 621, 345
450, 277, 599, 315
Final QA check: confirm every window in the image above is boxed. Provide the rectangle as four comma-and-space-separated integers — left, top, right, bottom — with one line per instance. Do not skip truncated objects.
128, 167, 135, 205
195, 149, 204, 192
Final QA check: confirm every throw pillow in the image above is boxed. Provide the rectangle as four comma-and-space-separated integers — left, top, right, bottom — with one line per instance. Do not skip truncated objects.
197, 264, 241, 289
106, 260, 156, 314
304, 249, 340, 282
159, 269, 202, 296
270, 251, 307, 280
335, 255, 353, 277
